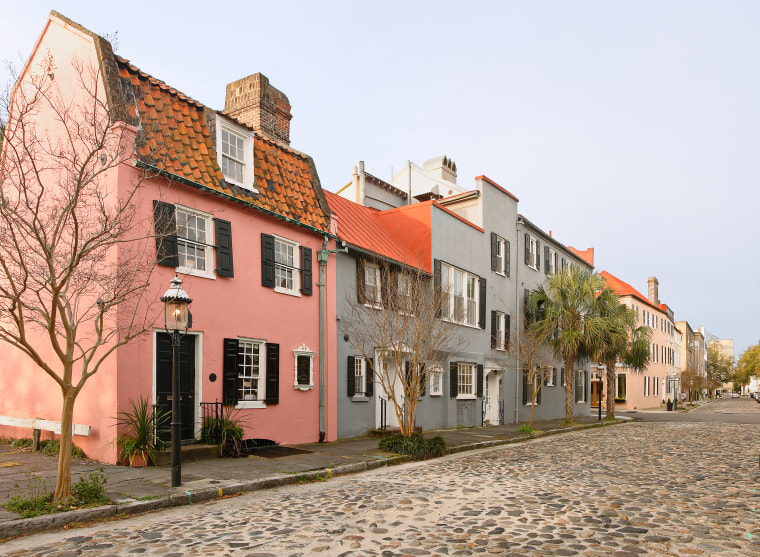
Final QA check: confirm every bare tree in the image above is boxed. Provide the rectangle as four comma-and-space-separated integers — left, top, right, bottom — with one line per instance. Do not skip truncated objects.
0, 54, 162, 499
506, 325, 553, 428
340, 258, 464, 436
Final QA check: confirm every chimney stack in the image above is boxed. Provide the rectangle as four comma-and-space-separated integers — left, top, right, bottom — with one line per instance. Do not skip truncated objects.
223, 73, 292, 145
648, 276, 659, 305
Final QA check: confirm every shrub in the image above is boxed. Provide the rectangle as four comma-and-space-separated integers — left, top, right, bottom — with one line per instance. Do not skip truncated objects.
72, 468, 108, 505
378, 434, 446, 460
201, 406, 245, 457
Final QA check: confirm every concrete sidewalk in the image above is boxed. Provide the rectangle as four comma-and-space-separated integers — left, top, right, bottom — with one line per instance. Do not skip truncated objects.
0, 415, 625, 539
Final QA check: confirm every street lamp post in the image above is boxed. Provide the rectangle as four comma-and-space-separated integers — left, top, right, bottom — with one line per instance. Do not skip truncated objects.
161, 276, 192, 488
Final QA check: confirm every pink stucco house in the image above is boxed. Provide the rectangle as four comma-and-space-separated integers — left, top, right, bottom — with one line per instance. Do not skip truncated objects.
0, 12, 337, 463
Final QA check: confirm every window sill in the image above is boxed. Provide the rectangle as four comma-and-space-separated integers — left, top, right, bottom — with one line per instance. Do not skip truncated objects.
177, 266, 216, 280
351, 395, 369, 402
236, 401, 266, 409
294, 384, 314, 391
275, 286, 302, 298
456, 394, 476, 400
363, 303, 383, 310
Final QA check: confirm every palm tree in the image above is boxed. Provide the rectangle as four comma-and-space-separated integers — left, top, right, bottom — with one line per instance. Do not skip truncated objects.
593, 288, 651, 418
527, 266, 607, 424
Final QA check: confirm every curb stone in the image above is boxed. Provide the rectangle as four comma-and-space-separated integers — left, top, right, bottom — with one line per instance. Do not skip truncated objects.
0, 419, 624, 540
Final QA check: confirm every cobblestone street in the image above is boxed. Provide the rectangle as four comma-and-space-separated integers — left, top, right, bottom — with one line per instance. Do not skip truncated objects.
3, 417, 760, 556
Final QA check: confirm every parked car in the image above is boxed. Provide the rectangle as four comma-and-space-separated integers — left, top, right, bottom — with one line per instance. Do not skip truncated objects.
731, 393, 740, 398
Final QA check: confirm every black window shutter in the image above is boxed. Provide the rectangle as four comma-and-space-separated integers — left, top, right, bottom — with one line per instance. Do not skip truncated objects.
490, 232, 498, 271
214, 218, 234, 277
265, 343, 279, 404
544, 245, 550, 275
522, 369, 528, 405
356, 259, 366, 304
222, 338, 239, 405
405, 360, 411, 392
491, 310, 498, 349
506, 241, 511, 277
420, 363, 426, 396
537, 372, 542, 404
524, 233, 530, 265
434, 259, 442, 317
536, 240, 541, 270
300, 246, 313, 296
476, 364, 484, 398
381, 268, 393, 308
505, 314, 511, 350
153, 200, 178, 267
347, 356, 355, 397
478, 277, 486, 329
449, 361, 458, 397
524, 288, 531, 329
261, 234, 275, 288
367, 358, 374, 396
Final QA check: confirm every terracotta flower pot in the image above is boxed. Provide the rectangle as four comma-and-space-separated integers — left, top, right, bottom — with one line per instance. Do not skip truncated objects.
129, 451, 149, 468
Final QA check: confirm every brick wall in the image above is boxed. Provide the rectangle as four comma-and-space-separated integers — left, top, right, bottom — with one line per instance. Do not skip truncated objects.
223, 73, 292, 144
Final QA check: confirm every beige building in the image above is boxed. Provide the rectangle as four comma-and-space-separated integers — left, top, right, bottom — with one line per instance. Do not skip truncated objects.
675, 321, 707, 399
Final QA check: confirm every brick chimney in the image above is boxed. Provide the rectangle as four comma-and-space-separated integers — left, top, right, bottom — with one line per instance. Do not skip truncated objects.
648, 276, 659, 305
223, 73, 292, 145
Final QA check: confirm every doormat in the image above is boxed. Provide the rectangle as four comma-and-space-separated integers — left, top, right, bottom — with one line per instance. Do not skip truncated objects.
248, 446, 313, 459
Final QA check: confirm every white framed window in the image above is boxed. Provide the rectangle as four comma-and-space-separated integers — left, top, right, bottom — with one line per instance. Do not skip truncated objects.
428, 366, 443, 396
457, 362, 476, 399
493, 311, 506, 351
215, 116, 256, 192
354, 357, 367, 397
546, 367, 555, 387
528, 235, 539, 269
397, 272, 412, 312
495, 235, 507, 275
176, 205, 215, 280
238, 339, 265, 407
644, 376, 650, 396
561, 367, 566, 387
652, 343, 658, 363
652, 315, 657, 329
548, 248, 557, 274
293, 344, 315, 390
654, 376, 659, 397
363, 262, 382, 306
274, 236, 300, 296
441, 262, 480, 327
575, 370, 587, 403
616, 373, 627, 400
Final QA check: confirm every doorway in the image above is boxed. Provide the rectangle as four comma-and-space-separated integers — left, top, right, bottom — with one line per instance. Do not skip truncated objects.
155, 332, 197, 442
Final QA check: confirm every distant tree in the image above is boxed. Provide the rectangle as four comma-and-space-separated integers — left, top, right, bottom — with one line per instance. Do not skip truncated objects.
736, 342, 760, 387
340, 258, 464, 436
527, 266, 608, 424
706, 340, 734, 394
0, 54, 162, 499
594, 288, 651, 418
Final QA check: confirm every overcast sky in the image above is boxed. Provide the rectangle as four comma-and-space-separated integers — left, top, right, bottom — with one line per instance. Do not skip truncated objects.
3, 1, 759, 359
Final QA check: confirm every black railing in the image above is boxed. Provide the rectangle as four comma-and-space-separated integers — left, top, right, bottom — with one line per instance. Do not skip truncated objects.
200, 400, 224, 423
380, 397, 387, 430
499, 400, 504, 425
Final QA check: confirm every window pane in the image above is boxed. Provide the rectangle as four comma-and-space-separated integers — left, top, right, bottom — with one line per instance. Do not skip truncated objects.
238, 341, 261, 401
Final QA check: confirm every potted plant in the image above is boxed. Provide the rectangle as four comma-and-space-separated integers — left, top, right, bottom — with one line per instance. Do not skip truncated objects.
117, 397, 167, 467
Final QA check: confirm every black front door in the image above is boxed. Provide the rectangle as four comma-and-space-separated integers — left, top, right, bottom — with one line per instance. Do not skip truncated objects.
156, 333, 196, 443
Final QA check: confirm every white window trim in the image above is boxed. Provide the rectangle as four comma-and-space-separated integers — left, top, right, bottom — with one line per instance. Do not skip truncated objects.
494, 311, 506, 351
528, 236, 539, 270
236, 338, 267, 409
273, 234, 302, 297
352, 356, 369, 401
428, 366, 443, 396
441, 262, 481, 328
293, 344, 315, 391
576, 370, 587, 403
548, 248, 557, 274
175, 204, 216, 280
546, 367, 555, 387
363, 262, 382, 309
215, 115, 257, 193
495, 236, 507, 276
457, 362, 477, 400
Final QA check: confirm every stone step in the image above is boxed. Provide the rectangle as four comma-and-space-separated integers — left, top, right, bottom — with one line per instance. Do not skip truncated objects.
154, 443, 221, 466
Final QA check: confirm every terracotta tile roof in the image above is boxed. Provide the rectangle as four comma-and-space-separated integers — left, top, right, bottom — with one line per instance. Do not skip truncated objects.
600, 271, 663, 312
568, 246, 594, 266
325, 192, 431, 272
116, 58, 330, 233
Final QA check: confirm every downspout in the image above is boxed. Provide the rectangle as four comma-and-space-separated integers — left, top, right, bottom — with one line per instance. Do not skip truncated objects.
318, 235, 348, 442
515, 223, 521, 424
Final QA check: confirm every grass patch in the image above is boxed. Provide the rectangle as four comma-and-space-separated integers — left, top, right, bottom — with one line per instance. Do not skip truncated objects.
0, 437, 85, 458
378, 434, 447, 460
4, 468, 109, 518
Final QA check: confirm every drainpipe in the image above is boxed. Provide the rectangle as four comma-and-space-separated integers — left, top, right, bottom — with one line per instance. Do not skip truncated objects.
515, 224, 521, 424
317, 235, 348, 442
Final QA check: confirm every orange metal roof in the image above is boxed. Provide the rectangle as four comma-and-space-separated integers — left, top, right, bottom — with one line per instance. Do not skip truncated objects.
600, 270, 664, 313
325, 192, 432, 272
116, 58, 330, 233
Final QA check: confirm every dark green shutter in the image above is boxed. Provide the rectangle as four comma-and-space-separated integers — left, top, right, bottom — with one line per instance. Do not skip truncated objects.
522, 369, 528, 405
478, 277, 486, 329
491, 310, 498, 349
524, 233, 530, 265
347, 356, 355, 397
490, 232, 498, 271
505, 314, 511, 350
434, 259, 442, 318
506, 240, 511, 277
537, 373, 542, 404
477, 364, 484, 398
222, 338, 239, 405
367, 358, 374, 396
265, 343, 279, 404
153, 200, 178, 267
544, 245, 550, 274
261, 234, 275, 288
214, 218, 234, 277
420, 364, 426, 396
300, 246, 312, 296
535, 240, 540, 270
449, 361, 458, 397
356, 259, 366, 304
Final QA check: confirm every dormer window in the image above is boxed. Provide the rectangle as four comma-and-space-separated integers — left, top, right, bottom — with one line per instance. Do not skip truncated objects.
214, 115, 256, 192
